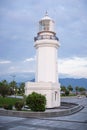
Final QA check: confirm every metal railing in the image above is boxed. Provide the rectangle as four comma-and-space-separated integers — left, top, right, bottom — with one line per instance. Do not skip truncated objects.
34, 35, 59, 41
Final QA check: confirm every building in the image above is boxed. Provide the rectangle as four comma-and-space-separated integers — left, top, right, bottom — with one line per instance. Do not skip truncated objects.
25, 12, 60, 108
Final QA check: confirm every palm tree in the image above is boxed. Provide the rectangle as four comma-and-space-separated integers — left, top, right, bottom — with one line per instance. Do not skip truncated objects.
0, 80, 9, 97
79, 87, 86, 95
19, 82, 25, 95
67, 85, 73, 93
9, 81, 17, 95
61, 86, 66, 92
75, 86, 79, 95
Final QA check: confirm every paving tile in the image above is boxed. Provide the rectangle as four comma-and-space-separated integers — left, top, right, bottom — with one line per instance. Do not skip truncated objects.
67, 122, 84, 129
9, 126, 36, 130
80, 108, 87, 113
0, 116, 24, 124
77, 124, 87, 130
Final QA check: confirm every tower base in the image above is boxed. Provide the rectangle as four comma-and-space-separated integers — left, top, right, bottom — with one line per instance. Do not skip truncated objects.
25, 82, 60, 108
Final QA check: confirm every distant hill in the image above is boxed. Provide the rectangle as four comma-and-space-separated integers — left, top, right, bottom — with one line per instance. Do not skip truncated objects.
0, 72, 87, 89
30, 78, 87, 89
59, 78, 87, 89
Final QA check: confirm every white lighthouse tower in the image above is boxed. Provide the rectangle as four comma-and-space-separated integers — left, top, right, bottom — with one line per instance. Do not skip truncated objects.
25, 12, 60, 108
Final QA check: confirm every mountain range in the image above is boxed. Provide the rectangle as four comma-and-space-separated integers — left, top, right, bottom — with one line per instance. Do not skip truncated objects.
59, 78, 87, 88
30, 78, 87, 89
0, 72, 87, 89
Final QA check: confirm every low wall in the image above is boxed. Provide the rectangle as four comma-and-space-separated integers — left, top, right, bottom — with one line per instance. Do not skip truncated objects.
0, 104, 84, 118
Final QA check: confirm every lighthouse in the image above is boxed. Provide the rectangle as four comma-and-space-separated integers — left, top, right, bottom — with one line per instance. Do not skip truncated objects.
25, 12, 60, 108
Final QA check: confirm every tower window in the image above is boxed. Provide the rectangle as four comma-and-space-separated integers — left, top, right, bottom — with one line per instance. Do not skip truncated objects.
55, 91, 57, 101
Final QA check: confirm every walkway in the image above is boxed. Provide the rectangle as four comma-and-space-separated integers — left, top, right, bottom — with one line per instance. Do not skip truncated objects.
0, 97, 87, 130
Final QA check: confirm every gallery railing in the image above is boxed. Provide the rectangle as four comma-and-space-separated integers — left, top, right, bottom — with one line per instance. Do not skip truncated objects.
34, 35, 59, 41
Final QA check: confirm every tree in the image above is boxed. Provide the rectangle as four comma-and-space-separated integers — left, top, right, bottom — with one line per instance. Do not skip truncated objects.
79, 87, 86, 92
65, 89, 69, 96
61, 86, 68, 96
0, 80, 9, 97
61, 86, 66, 92
9, 81, 17, 95
8, 87, 14, 95
2, 80, 8, 86
79, 87, 86, 95
67, 85, 73, 93
19, 82, 25, 95
9, 81, 17, 89
75, 86, 79, 95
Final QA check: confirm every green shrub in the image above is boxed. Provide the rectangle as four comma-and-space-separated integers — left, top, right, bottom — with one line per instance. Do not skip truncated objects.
3, 104, 8, 110
15, 101, 24, 111
3, 104, 13, 110
26, 92, 46, 112
8, 104, 13, 110
61, 93, 65, 96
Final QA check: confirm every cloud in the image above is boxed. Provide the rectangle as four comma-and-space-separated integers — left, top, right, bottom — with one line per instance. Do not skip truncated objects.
0, 0, 87, 79
0, 56, 87, 79
58, 57, 87, 78
0, 57, 35, 76
9, 56, 87, 79
8, 57, 36, 74
24, 57, 35, 62
0, 60, 11, 64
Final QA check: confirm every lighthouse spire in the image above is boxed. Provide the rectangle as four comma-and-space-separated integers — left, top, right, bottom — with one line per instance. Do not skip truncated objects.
45, 10, 48, 16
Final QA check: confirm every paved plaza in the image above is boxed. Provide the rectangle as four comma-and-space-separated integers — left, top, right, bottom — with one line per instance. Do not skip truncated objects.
0, 97, 87, 130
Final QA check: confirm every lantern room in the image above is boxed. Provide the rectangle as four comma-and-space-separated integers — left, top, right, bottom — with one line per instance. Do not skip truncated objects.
39, 12, 55, 33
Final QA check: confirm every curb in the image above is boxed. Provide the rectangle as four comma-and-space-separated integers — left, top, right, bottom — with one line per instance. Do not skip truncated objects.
0, 104, 84, 118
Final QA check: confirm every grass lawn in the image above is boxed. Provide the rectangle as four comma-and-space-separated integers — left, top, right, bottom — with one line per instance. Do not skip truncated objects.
0, 96, 22, 107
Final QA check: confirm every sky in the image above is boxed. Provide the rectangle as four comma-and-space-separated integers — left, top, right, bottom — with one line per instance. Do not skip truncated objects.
0, 0, 87, 81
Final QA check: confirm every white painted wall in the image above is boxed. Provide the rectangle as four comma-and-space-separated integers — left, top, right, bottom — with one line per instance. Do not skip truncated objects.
35, 38, 59, 83
25, 82, 60, 108
35, 46, 58, 82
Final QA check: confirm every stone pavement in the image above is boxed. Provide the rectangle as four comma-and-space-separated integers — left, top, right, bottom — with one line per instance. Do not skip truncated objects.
0, 97, 87, 130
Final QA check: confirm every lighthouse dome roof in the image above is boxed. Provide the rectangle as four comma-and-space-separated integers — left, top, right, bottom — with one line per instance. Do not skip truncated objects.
41, 12, 52, 21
